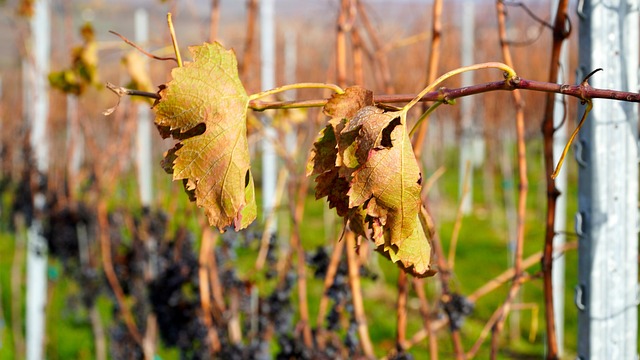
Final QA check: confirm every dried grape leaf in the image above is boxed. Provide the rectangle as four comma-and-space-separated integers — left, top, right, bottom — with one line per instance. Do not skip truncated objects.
348, 112, 422, 248
154, 42, 255, 231
323, 86, 374, 120
49, 23, 99, 95
308, 86, 433, 277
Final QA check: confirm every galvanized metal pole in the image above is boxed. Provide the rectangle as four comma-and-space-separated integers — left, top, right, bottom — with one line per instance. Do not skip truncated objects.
260, 0, 277, 234
25, 1, 50, 359
551, 1, 569, 355
576, 1, 639, 359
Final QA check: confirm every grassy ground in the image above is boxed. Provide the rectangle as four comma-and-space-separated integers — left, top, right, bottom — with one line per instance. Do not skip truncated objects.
0, 140, 585, 359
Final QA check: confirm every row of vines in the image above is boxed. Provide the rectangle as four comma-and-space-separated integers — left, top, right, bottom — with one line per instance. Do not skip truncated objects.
1, 0, 638, 359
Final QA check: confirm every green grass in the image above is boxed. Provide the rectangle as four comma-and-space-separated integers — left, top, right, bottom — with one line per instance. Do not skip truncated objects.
0, 139, 588, 359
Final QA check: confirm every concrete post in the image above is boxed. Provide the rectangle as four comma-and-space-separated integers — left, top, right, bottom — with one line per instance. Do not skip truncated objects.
576, 1, 639, 358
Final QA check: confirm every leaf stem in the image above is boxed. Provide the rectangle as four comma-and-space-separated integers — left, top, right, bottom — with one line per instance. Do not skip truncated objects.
409, 101, 443, 137
401, 62, 517, 114
248, 82, 344, 102
167, 13, 183, 67
552, 100, 592, 179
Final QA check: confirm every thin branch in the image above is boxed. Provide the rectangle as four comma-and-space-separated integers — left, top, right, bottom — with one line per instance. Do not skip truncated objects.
417, 206, 464, 359
107, 77, 640, 113
403, 241, 577, 352
199, 225, 222, 352
255, 168, 288, 271
240, 0, 257, 81
357, 0, 394, 93
316, 239, 345, 341
412, 0, 443, 157
108, 30, 178, 63
540, 0, 571, 357
346, 231, 375, 357
289, 171, 314, 347
447, 160, 471, 270
352, 28, 365, 86
503, 0, 554, 29
248, 82, 344, 101
106, 82, 159, 100
397, 271, 408, 350
492, 2, 528, 357
97, 201, 142, 346
412, 278, 439, 359
336, 0, 355, 88
208, 0, 221, 43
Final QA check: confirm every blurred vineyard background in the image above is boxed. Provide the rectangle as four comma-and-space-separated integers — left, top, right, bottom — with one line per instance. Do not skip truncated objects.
0, 0, 621, 359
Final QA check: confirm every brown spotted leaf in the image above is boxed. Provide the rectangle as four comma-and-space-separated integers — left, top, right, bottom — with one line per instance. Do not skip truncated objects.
153, 42, 256, 231
309, 87, 433, 277
348, 110, 422, 248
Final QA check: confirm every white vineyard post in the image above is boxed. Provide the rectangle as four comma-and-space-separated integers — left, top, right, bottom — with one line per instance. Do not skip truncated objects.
25, 1, 51, 359
260, 0, 277, 235
576, 1, 639, 359
135, 8, 153, 208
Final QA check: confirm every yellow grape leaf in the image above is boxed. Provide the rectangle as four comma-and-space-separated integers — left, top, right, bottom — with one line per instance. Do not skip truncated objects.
154, 42, 256, 231
376, 216, 435, 278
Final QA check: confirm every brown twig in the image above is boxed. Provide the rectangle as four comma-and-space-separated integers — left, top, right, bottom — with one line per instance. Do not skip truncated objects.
97, 201, 142, 345
336, 0, 355, 88
109, 78, 640, 113
108, 30, 177, 63
418, 206, 465, 359
199, 225, 222, 352
503, 0, 554, 29
403, 241, 577, 352
448, 160, 471, 270
316, 238, 345, 348
240, 0, 257, 83
491, 2, 528, 356
255, 168, 288, 271
228, 290, 242, 344
289, 174, 313, 347
539, 1, 570, 358
142, 314, 158, 360
207, 235, 226, 316
357, 1, 393, 93
466, 299, 509, 359
245, 78, 640, 111
346, 231, 375, 357
208, 0, 221, 43
396, 271, 408, 350
412, 0, 443, 157
412, 278, 439, 359
352, 28, 365, 86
